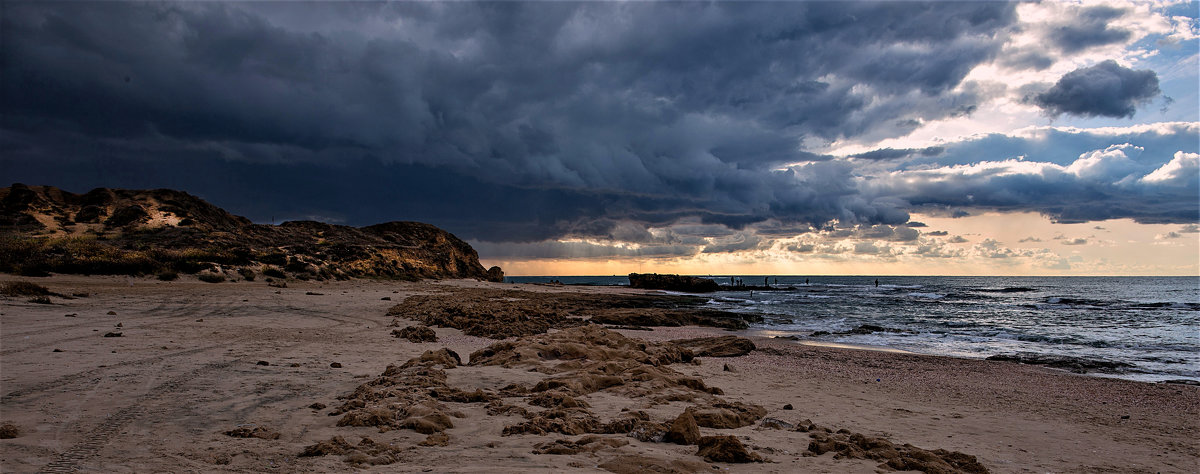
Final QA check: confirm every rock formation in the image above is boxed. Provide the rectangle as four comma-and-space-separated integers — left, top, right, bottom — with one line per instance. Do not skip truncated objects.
0, 183, 499, 281
628, 273, 720, 293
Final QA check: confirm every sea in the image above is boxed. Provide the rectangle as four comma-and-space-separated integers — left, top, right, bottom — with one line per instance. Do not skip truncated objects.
506, 275, 1200, 383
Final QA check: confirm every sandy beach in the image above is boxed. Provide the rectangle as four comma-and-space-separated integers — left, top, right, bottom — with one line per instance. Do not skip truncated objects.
1, 275, 1197, 473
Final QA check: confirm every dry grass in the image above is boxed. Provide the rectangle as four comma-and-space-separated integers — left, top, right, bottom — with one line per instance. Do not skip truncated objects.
1, 281, 51, 297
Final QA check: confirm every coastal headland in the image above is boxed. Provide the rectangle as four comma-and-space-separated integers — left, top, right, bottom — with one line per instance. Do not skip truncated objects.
1, 275, 1196, 473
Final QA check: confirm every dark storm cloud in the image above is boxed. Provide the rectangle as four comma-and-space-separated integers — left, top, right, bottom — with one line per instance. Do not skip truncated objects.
1, 1, 1021, 244
1047, 5, 1131, 53
1033, 60, 1161, 118
850, 146, 945, 161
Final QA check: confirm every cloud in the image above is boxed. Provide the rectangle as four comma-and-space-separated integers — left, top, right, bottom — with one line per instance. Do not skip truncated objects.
470, 240, 696, 260
786, 243, 815, 254
0, 1, 1027, 241
1181, 224, 1200, 233
947, 236, 969, 243
1045, 5, 1132, 53
1033, 60, 1161, 118
1, 0, 1194, 267
1156, 232, 1182, 240
1140, 152, 1199, 186
701, 233, 764, 254
1061, 238, 1088, 246
862, 124, 1200, 225
1018, 236, 1042, 243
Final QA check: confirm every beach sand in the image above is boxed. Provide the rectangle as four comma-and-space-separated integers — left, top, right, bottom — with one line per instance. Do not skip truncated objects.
1, 275, 1196, 473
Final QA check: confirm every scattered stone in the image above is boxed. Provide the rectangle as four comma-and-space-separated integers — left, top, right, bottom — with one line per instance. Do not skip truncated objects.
309, 403, 327, 410
783, 404, 794, 410
413, 348, 460, 368
597, 455, 710, 474
52, 348, 63, 352
305, 291, 323, 296
696, 435, 763, 463
116, 322, 123, 327
0, 422, 19, 439
225, 426, 281, 440
793, 419, 818, 432
103, 331, 122, 337
195, 318, 203, 322
807, 430, 988, 473
392, 325, 438, 343
663, 410, 701, 445
723, 363, 737, 373
381, 297, 391, 301
759, 417, 794, 430
27, 295, 51, 304
257, 361, 270, 366
689, 401, 767, 429
107, 311, 117, 315
330, 362, 343, 368
64, 313, 77, 317
290, 363, 301, 367
418, 432, 450, 447
299, 436, 404, 465
532, 435, 627, 454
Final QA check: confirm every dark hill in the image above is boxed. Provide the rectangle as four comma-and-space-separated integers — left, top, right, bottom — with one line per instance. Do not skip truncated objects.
0, 183, 503, 281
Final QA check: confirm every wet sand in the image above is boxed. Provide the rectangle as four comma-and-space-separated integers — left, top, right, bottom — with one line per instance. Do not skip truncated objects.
1, 275, 1197, 473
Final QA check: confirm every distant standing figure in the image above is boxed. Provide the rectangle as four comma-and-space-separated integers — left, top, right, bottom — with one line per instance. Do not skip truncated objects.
875, 279, 879, 287
804, 278, 809, 285
764, 277, 769, 286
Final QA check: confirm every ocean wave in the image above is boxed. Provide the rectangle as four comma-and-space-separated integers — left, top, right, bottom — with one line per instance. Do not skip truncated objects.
907, 292, 945, 299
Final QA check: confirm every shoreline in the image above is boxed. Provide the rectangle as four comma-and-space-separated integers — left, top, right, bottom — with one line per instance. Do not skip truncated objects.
2, 275, 1197, 473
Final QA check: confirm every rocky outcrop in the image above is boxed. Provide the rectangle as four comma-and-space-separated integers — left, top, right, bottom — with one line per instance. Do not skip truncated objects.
670, 336, 757, 357
0, 184, 500, 280
628, 273, 720, 293
485, 265, 505, 282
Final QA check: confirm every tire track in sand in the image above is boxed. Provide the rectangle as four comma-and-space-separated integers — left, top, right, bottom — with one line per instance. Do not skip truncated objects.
36, 360, 235, 474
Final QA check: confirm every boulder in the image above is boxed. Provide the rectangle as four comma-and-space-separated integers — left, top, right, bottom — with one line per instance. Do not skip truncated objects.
696, 435, 762, 463
663, 410, 701, 445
